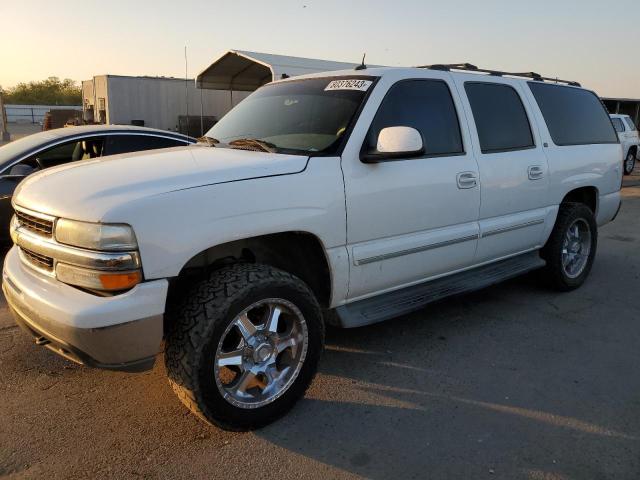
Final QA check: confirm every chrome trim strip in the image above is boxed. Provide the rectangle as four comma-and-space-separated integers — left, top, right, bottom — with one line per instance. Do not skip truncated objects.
13, 227, 140, 271
355, 234, 479, 266
481, 219, 545, 238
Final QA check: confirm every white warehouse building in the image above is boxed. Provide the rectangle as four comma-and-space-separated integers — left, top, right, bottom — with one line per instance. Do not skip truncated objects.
82, 50, 364, 136
81, 75, 250, 135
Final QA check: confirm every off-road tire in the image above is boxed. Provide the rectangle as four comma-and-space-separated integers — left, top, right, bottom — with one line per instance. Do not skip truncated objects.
164, 263, 324, 431
540, 202, 597, 291
624, 150, 636, 175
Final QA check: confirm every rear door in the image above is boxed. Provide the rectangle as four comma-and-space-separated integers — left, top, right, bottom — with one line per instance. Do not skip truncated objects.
452, 76, 551, 262
342, 75, 481, 300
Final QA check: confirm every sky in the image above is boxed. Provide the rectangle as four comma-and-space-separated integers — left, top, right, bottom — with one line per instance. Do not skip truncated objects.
1, 0, 639, 98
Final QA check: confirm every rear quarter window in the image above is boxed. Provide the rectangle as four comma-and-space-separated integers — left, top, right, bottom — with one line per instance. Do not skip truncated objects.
528, 83, 618, 146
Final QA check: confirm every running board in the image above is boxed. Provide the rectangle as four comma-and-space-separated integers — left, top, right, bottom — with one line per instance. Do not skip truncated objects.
335, 251, 545, 328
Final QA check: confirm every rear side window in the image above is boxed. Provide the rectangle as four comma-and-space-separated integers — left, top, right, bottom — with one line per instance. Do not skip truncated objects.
105, 135, 188, 156
528, 83, 618, 146
464, 82, 534, 153
365, 79, 463, 156
624, 117, 637, 131
611, 118, 625, 133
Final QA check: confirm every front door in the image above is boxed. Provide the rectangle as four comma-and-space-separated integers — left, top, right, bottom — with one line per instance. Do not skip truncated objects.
342, 76, 481, 300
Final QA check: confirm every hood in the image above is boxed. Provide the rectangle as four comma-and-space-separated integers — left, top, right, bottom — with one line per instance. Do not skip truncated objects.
13, 145, 308, 221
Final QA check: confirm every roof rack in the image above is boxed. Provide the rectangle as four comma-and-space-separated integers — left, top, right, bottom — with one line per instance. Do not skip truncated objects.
416, 63, 581, 87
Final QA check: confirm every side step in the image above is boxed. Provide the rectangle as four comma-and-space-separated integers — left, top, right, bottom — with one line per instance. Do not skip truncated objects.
335, 251, 546, 328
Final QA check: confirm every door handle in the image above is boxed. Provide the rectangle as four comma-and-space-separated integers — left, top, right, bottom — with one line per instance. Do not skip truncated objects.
457, 171, 478, 189
528, 165, 544, 180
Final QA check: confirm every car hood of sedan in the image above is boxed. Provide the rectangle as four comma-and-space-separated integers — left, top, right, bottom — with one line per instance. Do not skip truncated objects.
13, 145, 309, 222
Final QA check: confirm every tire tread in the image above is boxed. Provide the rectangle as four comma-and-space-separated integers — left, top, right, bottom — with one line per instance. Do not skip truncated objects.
164, 263, 323, 430
541, 202, 597, 291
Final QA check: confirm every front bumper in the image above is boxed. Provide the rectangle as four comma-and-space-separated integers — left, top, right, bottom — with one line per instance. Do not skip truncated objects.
3, 246, 168, 372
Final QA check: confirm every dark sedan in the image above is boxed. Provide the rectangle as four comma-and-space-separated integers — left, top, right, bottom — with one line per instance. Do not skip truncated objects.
0, 125, 195, 243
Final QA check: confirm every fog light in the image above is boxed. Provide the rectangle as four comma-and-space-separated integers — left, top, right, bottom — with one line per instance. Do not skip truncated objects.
56, 263, 142, 291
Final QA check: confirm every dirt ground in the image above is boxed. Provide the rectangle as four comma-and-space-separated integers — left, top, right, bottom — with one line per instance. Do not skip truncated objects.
1, 174, 639, 479
0, 124, 41, 147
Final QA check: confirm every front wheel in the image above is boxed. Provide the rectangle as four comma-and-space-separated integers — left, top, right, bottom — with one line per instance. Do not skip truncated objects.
540, 203, 598, 291
164, 264, 324, 430
624, 151, 636, 175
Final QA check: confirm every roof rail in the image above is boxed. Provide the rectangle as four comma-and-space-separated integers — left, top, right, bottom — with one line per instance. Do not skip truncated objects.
416, 63, 581, 87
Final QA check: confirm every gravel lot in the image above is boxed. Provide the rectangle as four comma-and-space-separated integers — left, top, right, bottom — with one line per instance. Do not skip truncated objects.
0, 123, 41, 147
1, 175, 639, 480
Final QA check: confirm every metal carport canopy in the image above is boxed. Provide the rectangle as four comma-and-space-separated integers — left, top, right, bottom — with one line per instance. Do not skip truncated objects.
195, 50, 361, 91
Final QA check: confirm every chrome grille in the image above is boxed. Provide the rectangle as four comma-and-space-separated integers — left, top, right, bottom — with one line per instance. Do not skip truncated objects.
21, 247, 54, 272
15, 210, 54, 237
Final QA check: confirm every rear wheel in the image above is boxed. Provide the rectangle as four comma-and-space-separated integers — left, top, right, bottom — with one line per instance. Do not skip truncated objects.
165, 263, 324, 430
624, 150, 636, 175
540, 203, 597, 291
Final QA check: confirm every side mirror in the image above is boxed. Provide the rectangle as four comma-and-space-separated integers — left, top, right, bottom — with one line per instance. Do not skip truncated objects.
361, 126, 425, 163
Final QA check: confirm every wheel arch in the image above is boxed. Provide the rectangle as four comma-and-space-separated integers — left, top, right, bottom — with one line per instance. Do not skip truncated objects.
560, 186, 599, 215
166, 231, 333, 315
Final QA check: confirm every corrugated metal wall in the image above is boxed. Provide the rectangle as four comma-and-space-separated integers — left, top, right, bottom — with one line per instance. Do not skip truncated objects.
96, 76, 249, 131
6, 104, 82, 123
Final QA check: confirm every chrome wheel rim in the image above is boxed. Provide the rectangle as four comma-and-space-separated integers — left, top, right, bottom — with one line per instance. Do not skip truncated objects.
561, 219, 591, 279
214, 298, 308, 409
626, 153, 635, 173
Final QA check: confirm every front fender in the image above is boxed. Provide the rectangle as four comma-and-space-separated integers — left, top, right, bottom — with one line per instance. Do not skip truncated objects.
102, 157, 347, 280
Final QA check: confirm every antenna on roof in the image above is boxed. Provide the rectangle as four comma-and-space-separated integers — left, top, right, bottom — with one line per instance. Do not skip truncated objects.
184, 45, 190, 138
355, 53, 367, 71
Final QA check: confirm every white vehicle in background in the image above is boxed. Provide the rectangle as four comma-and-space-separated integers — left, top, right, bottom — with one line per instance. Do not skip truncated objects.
610, 113, 639, 174
4, 63, 623, 430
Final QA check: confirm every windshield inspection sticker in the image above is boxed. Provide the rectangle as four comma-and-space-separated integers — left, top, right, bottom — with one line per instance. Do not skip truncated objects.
325, 79, 372, 92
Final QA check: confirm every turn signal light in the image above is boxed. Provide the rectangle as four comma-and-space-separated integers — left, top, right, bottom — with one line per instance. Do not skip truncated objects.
98, 271, 142, 291
56, 263, 142, 292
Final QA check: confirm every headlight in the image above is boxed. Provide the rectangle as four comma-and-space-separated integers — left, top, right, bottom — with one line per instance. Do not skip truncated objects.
55, 219, 137, 251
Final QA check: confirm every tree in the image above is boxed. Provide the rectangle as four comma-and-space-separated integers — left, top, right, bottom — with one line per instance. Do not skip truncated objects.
3, 77, 81, 105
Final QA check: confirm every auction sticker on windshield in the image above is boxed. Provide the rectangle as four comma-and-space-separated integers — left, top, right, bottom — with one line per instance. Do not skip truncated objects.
325, 79, 372, 91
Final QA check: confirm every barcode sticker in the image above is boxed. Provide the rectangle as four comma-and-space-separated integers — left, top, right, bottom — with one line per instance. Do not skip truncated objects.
325, 79, 372, 92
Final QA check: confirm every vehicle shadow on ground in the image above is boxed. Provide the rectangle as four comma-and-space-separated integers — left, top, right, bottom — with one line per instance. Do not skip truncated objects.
253, 264, 640, 479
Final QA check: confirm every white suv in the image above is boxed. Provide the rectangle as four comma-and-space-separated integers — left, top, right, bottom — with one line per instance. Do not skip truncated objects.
4, 64, 622, 430
610, 113, 639, 174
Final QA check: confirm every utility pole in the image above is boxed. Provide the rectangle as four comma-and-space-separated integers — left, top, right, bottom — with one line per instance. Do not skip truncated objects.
0, 90, 9, 142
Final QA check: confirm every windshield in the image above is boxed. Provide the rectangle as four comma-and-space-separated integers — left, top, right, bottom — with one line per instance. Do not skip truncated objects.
206, 76, 375, 154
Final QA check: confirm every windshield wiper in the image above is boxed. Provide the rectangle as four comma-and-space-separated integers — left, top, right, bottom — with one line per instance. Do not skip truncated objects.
197, 136, 220, 146
228, 138, 277, 153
